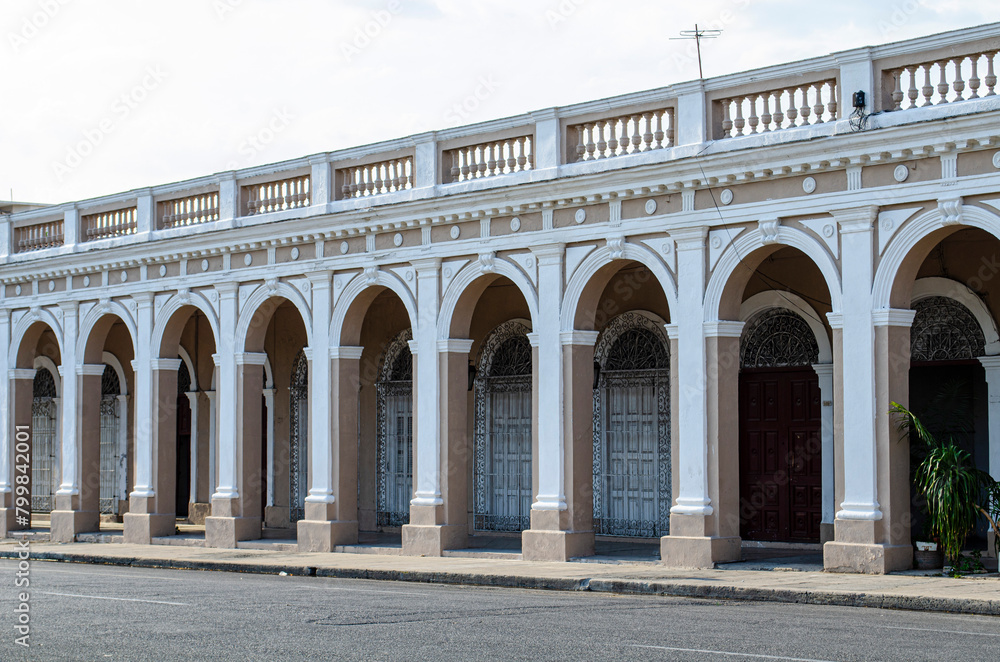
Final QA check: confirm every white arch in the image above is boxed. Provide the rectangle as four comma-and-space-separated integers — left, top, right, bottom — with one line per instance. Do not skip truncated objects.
150, 291, 221, 359
437, 257, 539, 339
874, 204, 1000, 309
911, 276, 1000, 355
77, 299, 138, 360
33, 355, 61, 394
177, 346, 197, 391
235, 282, 313, 353
739, 291, 833, 363
560, 243, 679, 333
330, 269, 417, 347
263, 354, 273, 389
101, 351, 128, 395
9, 308, 63, 368
705, 226, 843, 321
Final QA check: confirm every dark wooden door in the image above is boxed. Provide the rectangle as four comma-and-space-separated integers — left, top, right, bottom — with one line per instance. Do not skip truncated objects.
739, 368, 822, 542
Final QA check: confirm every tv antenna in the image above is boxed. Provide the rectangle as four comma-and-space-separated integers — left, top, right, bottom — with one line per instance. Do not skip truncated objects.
670, 24, 722, 79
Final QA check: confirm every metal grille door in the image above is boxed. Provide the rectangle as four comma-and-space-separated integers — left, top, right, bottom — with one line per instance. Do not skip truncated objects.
99, 395, 121, 514
31, 399, 58, 513
376, 330, 413, 528
289, 350, 308, 523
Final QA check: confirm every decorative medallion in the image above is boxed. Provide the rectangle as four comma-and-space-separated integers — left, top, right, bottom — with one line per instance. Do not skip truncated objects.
83, 276, 91, 287
720, 189, 734, 205
47, 280, 55, 292
120, 271, 128, 283
393, 233, 403, 247
802, 176, 817, 194
893, 165, 909, 182
645, 199, 657, 215
158, 265, 167, 277
822, 224, 835, 237
201, 259, 209, 272
244, 254, 253, 266
450, 226, 461, 239
14, 285, 21, 296
574, 208, 587, 224
291, 247, 300, 260
510, 217, 521, 232
993, 151, 1000, 169
340, 241, 349, 254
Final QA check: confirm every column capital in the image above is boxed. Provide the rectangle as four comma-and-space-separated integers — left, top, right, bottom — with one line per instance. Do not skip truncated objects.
410, 257, 441, 273
669, 226, 708, 248
559, 330, 599, 346
302, 347, 314, 361
131, 291, 156, 306
978, 355, 1000, 371
826, 312, 844, 329
57, 300, 79, 316
438, 338, 474, 353
832, 206, 878, 232
305, 270, 333, 286
77, 363, 106, 376
703, 320, 744, 338
872, 308, 915, 327
329, 346, 364, 360
812, 362, 835, 377
9, 368, 36, 380
525, 332, 540, 348
235, 352, 268, 366
530, 243, 565, 264
214, 282, 240, 298
664, 324, 679, 340
406, 339, 418, 355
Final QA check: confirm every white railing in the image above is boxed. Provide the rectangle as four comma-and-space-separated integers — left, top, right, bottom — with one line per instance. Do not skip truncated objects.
337, 157, 413, 199
245, 175, 310, 216
447, 136, 533, 183
15, 220, 64, 253
569, 109, 674, 162
885, 51, 998, 111
84, 207, 137, 241
159, 192, 220, 228
718, 80, 838, 139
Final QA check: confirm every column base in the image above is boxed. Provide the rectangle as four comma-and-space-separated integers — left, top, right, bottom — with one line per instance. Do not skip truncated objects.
401, 524, 468, 556
123, 513, 176, 544
296, 519, 358, 552
823, 542, 912, 574
50, 510, 100, 543
205, 516, 261, 548
987, 530, 997, 559
522, 530, 594, 562
820, 522, 835, 544
0, 507, 28, 538
187, 502, 211, 526
660, 535, 741, 569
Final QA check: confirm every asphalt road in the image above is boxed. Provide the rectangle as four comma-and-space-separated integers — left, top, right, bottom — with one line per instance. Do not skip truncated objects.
0, 559, 997, 661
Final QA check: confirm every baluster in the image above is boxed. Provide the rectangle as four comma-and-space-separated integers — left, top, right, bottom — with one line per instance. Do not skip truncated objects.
665, 109, 675, 146
772, 91, 784, 129
653, 110, 664, 148
477, 145, 489, 177
460, 148, 472, 180
921, 63, 934, 106
584, 123, 596, 160
760, 93, 772, 132
516, 137, 527, 170
733, 98, 745, 136
641, 112, 653, 150
450, 150, 461, 182
607, 118, 619, 156
798, 86, 811, 124
747, 95, 760, 134
968, 54, 981, 99
986, 52, 997, 95
786, 88, 798, 127
937, 60, 951, 103
575, 125, 586, 162
891, 69, 904, 111
630, 114, 642, 152
374, 164, 384, 194
486, 143, 497, 175
722, 99, 733, 137
813, 83, 825, 123
596, 121, 608, 158
905, 66, 919, 109
827, 80, 838, 120
349, 169, 360, 197
952, 56, 966, 101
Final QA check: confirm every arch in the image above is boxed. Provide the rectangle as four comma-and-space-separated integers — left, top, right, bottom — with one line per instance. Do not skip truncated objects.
236, 281, 313, 353
874, 204, 1000, 309
561, 243, 679, 332
911, 277, 1000, 355
330, 270, 417, 348
377, 328, 413, 382
151, 291, 221, 359
263, 354, 274, 389
100, 351, 128, 395
740, 291, 833, 363
77, 300, 138, 362
438, 258, 539, 339
475, 319, 533, 377
10, 310, 62, 369
705, 226, 843, 322
32, 355, 61, 394
375, 329, 414, 528
177, 347, 197, 391
594, 310, 671, 368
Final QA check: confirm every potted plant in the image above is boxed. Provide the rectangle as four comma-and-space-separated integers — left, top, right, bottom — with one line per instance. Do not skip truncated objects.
890, 400, 992, 570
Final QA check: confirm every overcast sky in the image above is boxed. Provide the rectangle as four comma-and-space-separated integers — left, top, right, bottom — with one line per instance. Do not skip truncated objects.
2, 0, 995, 205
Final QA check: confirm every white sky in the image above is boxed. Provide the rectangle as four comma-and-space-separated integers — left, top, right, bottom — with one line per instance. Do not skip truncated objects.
2, 0, 995, 205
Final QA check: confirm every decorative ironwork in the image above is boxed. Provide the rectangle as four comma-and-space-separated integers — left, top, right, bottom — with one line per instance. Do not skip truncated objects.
740, 307, 819, 368
289, 349, 308, 523
911, 296, 986, 362
101, 364, 121, 397
31, 367, 58, 513
177, 360, 191, 396
474, 320, 533, 532
593, 312, 671, 538
99, 366, 122, 515
376, 329, 414, 528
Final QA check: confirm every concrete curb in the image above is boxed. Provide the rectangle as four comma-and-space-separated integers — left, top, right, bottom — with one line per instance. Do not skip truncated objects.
3, 550, 998, 617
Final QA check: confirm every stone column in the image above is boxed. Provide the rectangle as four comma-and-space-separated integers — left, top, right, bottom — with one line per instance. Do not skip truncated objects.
2, 369, 34, 536
0, 310, 12, 537
205, 389, 217, 497
812, 363, 836, 543
402, 338, 472, 556
262, 388, 275, 509
185, 390, 199, 512
979, 355, 1000, 557
298, 346, 362, 551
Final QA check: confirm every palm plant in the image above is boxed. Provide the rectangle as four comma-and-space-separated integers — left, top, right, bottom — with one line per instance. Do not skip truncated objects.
890, 400, 993, 565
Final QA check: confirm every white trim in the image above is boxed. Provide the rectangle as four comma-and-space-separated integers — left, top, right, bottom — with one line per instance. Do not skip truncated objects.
33, 356, 60, 392
329, 346, 364, 360
438, 338, 474, 353
76, 299, 138, 363
703, 320, 745, 338
559, 330, 600, 346
329, 269, 417, 348
739, 290, 832, 363
437, 256, 540, 340
235, 352, 268, 367
150, 358, 182, 372
872, 308, 916, 327
101, 351, 128, 396
912, 277, 1000, 354
149, 290, 221, 359
9, 368, 36, 380
235, 281, 314, 353
9, 308, 63, 369
77, 364, 106, 376
177, 346, 197, 391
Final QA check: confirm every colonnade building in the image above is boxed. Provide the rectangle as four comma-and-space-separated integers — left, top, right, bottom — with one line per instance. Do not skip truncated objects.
3, 25, 1000, 573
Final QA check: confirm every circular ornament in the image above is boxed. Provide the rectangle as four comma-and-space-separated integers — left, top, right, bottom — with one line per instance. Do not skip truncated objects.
710, 235, 722, 249
83, 276, 91, 287
340, 241, 349, 255
159, 265, 167, 277
450, 226, 461, 239
893, 165, 909, 182
802, 176, 817, 194
393, 233, 403, 247
574, 209, 587, 224
644, 199, 657, 215
993, 151, 1000, 169
661, 242, 671, 255
48, 280, 55, 292
15, 285, 21, 295
244, 254, 253, 266
120, 271, 128, 283
405, 270, 414, 282
720, 189, 734, 205
201, 259, 210, 272
822, 224, 835, 238
444, 268, 452, 279
291, 247, 300, 260
510, 217, 521, 232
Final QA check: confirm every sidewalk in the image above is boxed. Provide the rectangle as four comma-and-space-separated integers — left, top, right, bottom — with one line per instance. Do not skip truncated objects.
1, 539, 998, 617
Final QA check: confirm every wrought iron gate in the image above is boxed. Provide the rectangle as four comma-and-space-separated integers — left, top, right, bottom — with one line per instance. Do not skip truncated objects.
376, 330, 413, 527
474, 321, 533, 532
289, 349, 308, 523
31, 368, 58, 513
593, 312, 671, 537
99, 365, 122, 515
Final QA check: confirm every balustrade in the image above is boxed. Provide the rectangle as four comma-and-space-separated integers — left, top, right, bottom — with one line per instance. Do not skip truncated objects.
83, 207, 137, 241
159, 191, 220, 228
447, 136, 533, 182
15, 220, 64, 253
245, 175, 310, 215
718, 80, 838, 138
569, 110, 674, 162
886, 51, 998, 110
338, 157, 412, 199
